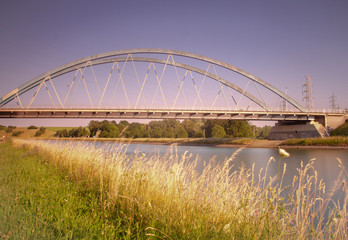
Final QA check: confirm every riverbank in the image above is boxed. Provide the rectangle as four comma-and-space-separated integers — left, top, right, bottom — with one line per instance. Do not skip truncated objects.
3, 139, 347, 239
0, 141, 123, 239
281, 136, 348, 149
2, 127, 348, 149
24, 137, 348, 149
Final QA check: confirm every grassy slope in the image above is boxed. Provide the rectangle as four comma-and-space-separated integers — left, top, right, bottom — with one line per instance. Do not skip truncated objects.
0, 128, 57, 139
282, 136, 348, 147
0, 141, 137, 239
4, 139, 347, 239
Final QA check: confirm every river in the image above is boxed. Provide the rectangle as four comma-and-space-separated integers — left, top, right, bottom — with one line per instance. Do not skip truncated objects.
90, 141, 348, 195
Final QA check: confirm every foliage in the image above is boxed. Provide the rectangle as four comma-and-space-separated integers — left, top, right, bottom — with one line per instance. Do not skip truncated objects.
176, 126, 188, 138
0, 125, 5, 131
224, 120, 253, 138
87, 120, 101, 137
150, 125, 163, 138
163, 127, 175, 138
27, 125, 38, 129
99, 121, 119, 138
88, 120, 119, 138
69, 127, 90, 138
5, 126, 16, 133
182, 119, 204, 138
34, 127, 46, 137
55, 128, 69, 138
205, 120, 254, 138
148, 120, 189, 138
85, 119, 258, 139
331, 120, 348, 136
11, 130, 23, 137
117, 120, 130, 133
55, 127, 90, 138
124, 123, 148, 138
257, 125, 272, 139
211, 124, 226, 138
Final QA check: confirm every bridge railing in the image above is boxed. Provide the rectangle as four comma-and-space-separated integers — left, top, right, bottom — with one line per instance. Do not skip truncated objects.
1, 105, 346, 114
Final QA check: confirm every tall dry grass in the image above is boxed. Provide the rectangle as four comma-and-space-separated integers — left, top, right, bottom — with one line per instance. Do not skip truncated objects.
12, 139, 347, 239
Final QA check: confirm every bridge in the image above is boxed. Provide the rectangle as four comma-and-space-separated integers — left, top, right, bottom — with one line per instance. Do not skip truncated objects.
1, 49, 346, 139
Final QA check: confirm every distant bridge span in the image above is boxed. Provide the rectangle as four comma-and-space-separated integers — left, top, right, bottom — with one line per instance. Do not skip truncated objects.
0, 108, 326, 121
1, 49, 346, 139
1, 49, 304, 111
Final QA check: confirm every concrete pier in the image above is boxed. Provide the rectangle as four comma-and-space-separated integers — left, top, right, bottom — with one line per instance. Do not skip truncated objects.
267, 121, 329, 140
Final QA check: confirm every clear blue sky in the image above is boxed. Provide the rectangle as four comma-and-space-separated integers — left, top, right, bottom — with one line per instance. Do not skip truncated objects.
1, 0, 347, 126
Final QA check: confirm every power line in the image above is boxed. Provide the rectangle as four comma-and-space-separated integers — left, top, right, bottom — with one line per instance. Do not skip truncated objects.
329, 93, 339, 111
302, 75, 313, 111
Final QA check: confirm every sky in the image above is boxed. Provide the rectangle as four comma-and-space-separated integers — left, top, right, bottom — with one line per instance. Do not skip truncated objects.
1, 0, 347, 127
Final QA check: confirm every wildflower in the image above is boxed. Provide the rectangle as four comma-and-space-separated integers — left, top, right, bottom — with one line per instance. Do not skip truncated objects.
278, 148, 290, 158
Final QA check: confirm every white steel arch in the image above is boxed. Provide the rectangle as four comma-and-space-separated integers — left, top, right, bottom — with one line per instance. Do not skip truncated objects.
0, 49, 305, 111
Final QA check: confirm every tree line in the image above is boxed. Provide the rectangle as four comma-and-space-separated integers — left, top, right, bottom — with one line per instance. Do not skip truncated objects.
55, 119, 272, 139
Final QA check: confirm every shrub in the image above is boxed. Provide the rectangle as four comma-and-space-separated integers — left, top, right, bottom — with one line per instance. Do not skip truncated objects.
28, 125, 38, 130
55, 129, 69, 138
34, 127, 46, 137
12, 131, 23, 137
331, 122, 348, 136
5, 126, 16, 133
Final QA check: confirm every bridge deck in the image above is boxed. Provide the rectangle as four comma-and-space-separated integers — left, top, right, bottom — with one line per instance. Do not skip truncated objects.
0, 108, 333, 121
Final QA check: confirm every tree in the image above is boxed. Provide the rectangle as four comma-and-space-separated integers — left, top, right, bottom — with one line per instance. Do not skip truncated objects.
211, 124, 226, 138
99, 122, 119, 138
124, 123, 148, 138
151, 126, 163, 138
163, 127, 175, 138
118, 120, 129, 132
88, 120, 101, 137
138, 124, 149, 138
203, 120, 221, 138
182, 120, 204, 138
224, 120, 253, 138
55, 129, 69, 137
258, 126, 272, 139
149, 121, 164, 138
176, 127, 188, 138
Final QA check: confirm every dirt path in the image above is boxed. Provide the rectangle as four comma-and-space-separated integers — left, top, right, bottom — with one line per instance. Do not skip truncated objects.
247, 140, 283, 148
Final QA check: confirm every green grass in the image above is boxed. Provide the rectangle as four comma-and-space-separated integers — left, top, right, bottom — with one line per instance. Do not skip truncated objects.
45, 127, 76, 132
0, 141, 139, 239
282, 136, 348, 146
331, 121, 348, 136
2, 139, 348, 239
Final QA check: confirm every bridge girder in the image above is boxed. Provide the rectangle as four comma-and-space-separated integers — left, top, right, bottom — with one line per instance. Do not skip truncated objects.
1, 49, 305, 111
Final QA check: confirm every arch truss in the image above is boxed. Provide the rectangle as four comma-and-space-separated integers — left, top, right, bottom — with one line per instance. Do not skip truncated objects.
1, 49, 305, 115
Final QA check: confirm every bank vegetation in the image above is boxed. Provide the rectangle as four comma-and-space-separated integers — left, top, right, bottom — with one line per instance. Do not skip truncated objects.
1, 139, 347, 239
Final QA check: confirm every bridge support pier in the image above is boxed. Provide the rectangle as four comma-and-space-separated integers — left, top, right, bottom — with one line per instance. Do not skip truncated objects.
267, 120, 329, 140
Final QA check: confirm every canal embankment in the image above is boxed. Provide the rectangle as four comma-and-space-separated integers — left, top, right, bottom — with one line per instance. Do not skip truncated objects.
2, 138, 347, 239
